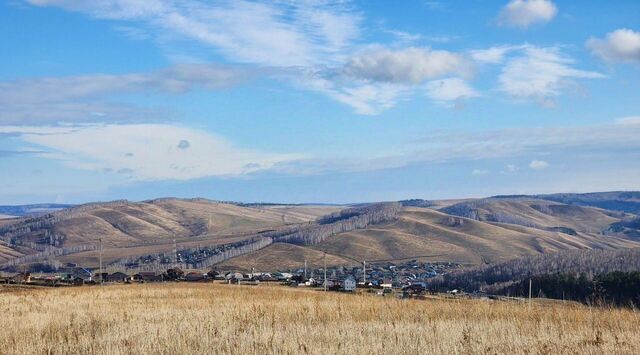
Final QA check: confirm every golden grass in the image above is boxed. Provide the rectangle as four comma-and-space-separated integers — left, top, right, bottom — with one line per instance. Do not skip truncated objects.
1, 283, 639, 355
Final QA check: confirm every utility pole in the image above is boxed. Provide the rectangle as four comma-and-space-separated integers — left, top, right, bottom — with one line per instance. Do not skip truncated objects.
528, 278, 532, 308
99, 238, 103, 285
304, 259, 307, 280
323, 252, 327, 292
363, 260, 366, 284
173, 239, 178, 268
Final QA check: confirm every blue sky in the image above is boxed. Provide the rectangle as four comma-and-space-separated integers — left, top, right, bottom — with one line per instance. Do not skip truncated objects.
0, 0, 639, 204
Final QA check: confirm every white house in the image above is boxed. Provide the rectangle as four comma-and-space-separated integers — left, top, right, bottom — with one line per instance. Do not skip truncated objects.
343, 276, 356, 292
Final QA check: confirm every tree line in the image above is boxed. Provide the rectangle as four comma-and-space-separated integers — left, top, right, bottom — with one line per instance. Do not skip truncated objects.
502, 271, 640, 306
427, 248, 640, 294
268, 202, 401, 245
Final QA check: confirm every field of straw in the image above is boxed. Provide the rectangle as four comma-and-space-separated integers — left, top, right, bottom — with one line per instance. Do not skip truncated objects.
1, 283, 639, 354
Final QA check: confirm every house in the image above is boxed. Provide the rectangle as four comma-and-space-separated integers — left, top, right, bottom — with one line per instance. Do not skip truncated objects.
402, 282, 426, 294
273, 272, 293, 281
132, 272, 163, 282
256, 273, 278, 282
184, 272, 206, 282
106, 272, 130, 282
343, 276, 356, 292
8, 273, 31, 284
59, 268, 92, 284
225, 272, 244, 284
322, 278, 340, 290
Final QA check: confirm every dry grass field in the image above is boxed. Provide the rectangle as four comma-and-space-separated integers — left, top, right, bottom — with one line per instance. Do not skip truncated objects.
1, 283, 639, 355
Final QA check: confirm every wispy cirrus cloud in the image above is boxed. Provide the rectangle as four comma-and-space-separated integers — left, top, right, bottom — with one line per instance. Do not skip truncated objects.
425, 78, 479, 106
1, 117, 639, 181
27, 0, 361, 67
471, 44, 604, 106
268, 116, 640, 176
498, 46, 604, 105
22, 0, 608, 116
24, 0, 480, 115
0, 64, 252, 124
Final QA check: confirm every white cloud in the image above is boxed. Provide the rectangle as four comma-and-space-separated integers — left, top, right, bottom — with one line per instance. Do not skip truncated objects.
27, 0, 361, 68
472, 169, 489, 176
317, 46, 474, 113
498, 0, 558, 29
615, 116, 640, 126
0, 64, 250, 123
343, 46, 472, 84
329, 84, 409, 116
0, 124, 300, 180
497, 46, 604, 104
385, 30, 422, 44
300, 74, 410, 116
2, 116, 639, 179
273, 116, 640, 176
529, 160, 549, 169
407, 117, 640, 165
587, 29, 640, 63
425, 78, 479, 104
469, 45, 523, 64
27, 1, 469, 115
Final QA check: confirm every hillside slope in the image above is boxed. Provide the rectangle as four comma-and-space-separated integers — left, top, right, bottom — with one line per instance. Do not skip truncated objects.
0, 199, 341, 267
440, 198, 621, 234
534, 191, 640, 214
217, 243, 354, 271
218, 204, 640, 271
3, 194, 640, 271
314, 207, 638, 264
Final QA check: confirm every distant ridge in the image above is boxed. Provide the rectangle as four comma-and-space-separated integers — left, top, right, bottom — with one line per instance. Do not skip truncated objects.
0, 204, 75, 217
490, 191, 640, 214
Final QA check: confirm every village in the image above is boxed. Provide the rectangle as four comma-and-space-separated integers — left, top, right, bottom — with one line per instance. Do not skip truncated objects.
0, 260, 461, 297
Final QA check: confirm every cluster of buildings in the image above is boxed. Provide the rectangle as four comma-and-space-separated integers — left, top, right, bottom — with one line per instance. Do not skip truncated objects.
292, 260, 460, 291
1, 260, 460, 295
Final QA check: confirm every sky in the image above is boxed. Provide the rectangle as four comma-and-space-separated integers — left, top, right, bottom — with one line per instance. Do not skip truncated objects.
0, 0, 639, 205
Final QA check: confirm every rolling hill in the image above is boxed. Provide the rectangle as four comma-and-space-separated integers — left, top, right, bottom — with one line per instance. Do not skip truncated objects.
533, 191, 640, 214
1, 191, 640, 272
220, 204, 640, 271
0, 199, 341, 268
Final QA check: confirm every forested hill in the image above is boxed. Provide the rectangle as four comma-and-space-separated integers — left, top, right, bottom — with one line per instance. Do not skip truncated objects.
427, 247, 640, 293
